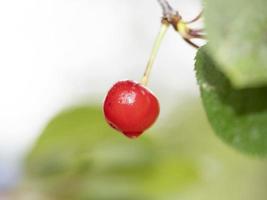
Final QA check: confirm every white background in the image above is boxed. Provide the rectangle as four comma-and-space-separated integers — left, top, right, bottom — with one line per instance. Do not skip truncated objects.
0, 0, 202, 189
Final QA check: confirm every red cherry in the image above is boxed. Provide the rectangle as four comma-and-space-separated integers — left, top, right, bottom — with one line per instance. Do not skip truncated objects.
103, 80, 160, 138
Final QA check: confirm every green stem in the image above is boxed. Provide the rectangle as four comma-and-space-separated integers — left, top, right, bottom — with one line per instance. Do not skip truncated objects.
141, 23, 169, 86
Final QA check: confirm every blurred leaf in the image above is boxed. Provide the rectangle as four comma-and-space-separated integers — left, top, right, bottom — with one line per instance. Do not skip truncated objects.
20, 102, 267, 200
204, 0, 267, 88
195, 46, 267, 155
26, 106, 159, 200
153, 101, 267, 200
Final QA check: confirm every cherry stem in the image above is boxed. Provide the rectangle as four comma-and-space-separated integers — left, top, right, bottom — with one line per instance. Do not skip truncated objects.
141, 22, 169, 86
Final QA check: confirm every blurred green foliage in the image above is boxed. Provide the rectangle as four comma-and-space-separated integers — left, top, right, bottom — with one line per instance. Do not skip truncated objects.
17, 100, 267, 200
196, 47, 267, 155
203, 0, 267, 88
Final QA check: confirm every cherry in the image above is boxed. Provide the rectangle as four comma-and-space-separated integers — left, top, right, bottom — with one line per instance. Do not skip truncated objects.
103, 80, 160, 138
103, 21, 168, 138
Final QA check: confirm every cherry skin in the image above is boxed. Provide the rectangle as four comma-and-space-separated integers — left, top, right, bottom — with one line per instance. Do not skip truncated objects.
103, 80, 160, 138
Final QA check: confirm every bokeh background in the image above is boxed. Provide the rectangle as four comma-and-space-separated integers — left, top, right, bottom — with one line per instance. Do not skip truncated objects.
1, 0, 267, 199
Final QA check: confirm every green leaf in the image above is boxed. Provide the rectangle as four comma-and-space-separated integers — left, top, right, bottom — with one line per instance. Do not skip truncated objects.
195, 46, 267, 155
203, 0, 267, 88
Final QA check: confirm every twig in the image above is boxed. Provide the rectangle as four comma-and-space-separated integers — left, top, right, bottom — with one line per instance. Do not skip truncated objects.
185, 11, 203, 24
183, 38, 200, 48
157, 0, 205, 49
157, 0, 179, 21
189, 29, 206, 39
